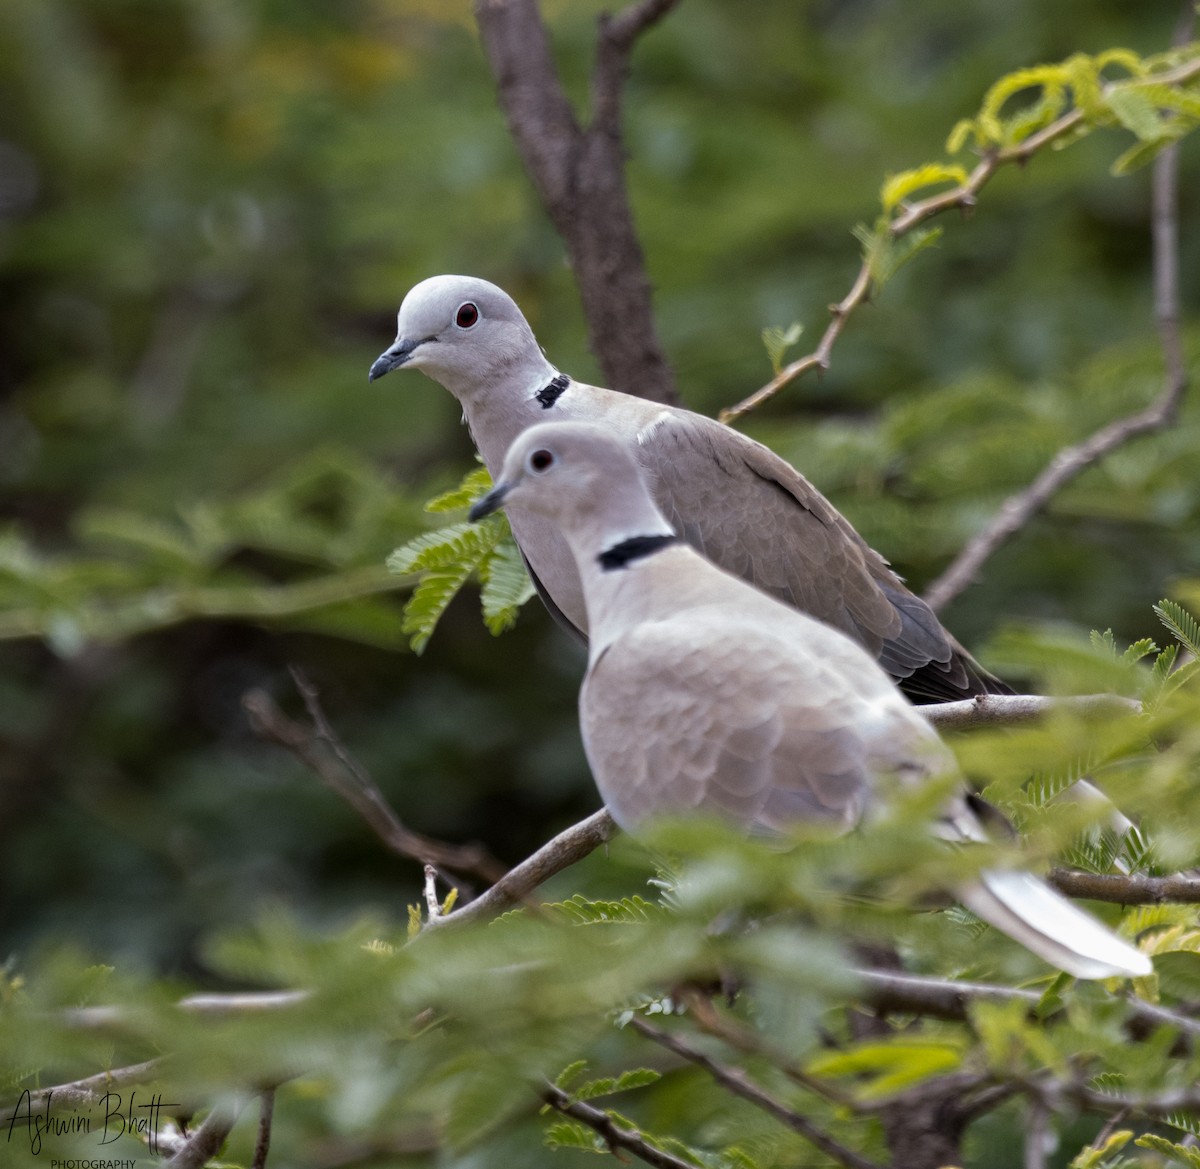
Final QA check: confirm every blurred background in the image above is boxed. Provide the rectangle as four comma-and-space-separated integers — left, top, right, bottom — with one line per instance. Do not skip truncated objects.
0, 0, 1197, 976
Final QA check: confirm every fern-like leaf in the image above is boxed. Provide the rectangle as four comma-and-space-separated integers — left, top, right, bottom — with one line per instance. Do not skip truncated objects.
479, 537, 535, 636
761, 322, 803, 375
1155, 599, 1200, 657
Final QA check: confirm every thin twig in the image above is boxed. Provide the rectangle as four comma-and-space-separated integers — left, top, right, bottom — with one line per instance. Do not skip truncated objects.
164, 1098, 246, 1169
630, 1017, 884, 1169
428, 808, 618, 929
923, 62, 1194, 612
721, 53, 1200, 426
1025, 1096, 1050, 1169
681, 989, 863, 1110
243, 681, 505, 888
423, 863, 441, 919
1048, 868, 1200, 904
541, 1081, 698, 1169
251, 1089, 275, 1169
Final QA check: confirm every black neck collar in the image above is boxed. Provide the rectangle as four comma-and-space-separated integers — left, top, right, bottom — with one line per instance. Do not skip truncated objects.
536, 373, 570, 409
597, 534, 678, 571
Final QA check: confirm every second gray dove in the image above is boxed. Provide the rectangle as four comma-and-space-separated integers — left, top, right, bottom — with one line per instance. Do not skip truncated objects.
469, 420, 1151, 981
370, 275, 1010, 702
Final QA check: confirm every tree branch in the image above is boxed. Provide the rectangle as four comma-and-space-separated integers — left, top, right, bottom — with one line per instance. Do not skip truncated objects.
854, 966, 1200, 1047
243, 675, 506, 889
920, 692, 1140, 730
251, 1089, 275, 1169
541, 1081, 698, 1169
630, 1017, 884, 1169
0, 1059, 166, 1126
923, 71, 1194, 612
475, 0, 678, 404
164, 1098, 246, 1169
1047, 868, 1200, 905
428, 808, 618, 929
720, 53, 1200, 426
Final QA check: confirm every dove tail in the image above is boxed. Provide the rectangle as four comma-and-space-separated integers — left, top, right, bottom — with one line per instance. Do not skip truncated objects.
957, 869, 1152, 980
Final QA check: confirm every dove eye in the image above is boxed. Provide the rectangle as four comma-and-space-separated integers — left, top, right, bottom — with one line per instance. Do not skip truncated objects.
455, 302, 479, 328
529, 449, 555, 472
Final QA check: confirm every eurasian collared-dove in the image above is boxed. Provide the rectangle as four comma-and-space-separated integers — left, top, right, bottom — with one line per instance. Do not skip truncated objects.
370, 275, 1007, 702
469, 421, 1151, 980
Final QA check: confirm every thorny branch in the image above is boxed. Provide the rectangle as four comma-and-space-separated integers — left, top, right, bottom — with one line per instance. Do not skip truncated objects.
631, 1016, 884, 1169
541, 1081, 698, 1169
243, 671, 506, 889
720, 53, 1200, 426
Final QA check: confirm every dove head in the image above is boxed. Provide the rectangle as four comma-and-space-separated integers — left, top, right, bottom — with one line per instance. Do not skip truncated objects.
469, 422, 674, 552
369, 275, 554, 401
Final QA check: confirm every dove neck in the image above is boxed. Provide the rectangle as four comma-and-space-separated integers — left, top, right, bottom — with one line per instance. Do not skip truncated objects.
462, 364, 563, 475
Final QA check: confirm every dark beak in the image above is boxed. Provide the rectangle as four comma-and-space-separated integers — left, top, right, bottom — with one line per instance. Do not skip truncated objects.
368, 337, 420, 382
469, 482, 513, 521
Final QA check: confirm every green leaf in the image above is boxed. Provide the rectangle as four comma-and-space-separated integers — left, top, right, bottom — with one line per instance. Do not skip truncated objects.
426, 465, 494, 513
1135, 1133, 1200, 1168
479, 536, 536, 636
544, 1120, 607, 1153
761, 322, 804, 375
1105, 87, 1167, 140
1071, 1129, 1133, 1168
401, 562, 477, 654
1155, 600, 1200, 657
573, 1067, 662, 1102
853, 223, 943, 290
880, 163, 968, 213
553, 1059, 590, 1092
807, 1038, 963, 1098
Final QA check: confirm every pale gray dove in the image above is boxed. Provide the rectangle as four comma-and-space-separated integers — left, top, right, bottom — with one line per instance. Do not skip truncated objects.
370, 275, 1009, 703
468, 420, 1151, 980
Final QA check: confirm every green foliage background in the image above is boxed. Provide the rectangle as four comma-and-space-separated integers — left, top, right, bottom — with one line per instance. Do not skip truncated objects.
1, 1, 1199, 1166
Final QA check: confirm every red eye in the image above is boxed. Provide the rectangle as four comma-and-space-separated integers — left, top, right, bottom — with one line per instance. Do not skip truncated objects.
455, 302, 479, 328
529, 449, 554, 472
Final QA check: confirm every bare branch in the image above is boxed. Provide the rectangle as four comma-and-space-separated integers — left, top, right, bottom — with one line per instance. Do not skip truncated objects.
720, 54, 1200, 426
593, 0, 682, 132
164, 1098, 246, 1169
923, 64, 1194, 612
429, 808, 618, 929
1048, 868, 1200, 905
475, 0, 678, 404
541, 1081, 698, 1169
251, 1089, 275, 1169
631, 1017, 884, 1169
59, 990, 309, 1033
854, 966, 1039, 1021
0, 1060, 166, 1126
920, 692, 1140, 730
854, 966, 1200, 1048
1024, 1097, 1050, 1169
242, 682, 505, 889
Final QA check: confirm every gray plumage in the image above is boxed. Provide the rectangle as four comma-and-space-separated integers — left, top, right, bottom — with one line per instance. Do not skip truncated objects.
371, 275, 1007, 702
469, 421, 1151, 981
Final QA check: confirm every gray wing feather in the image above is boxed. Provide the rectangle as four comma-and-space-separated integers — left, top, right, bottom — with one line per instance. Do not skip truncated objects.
639, 413, 999, 700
